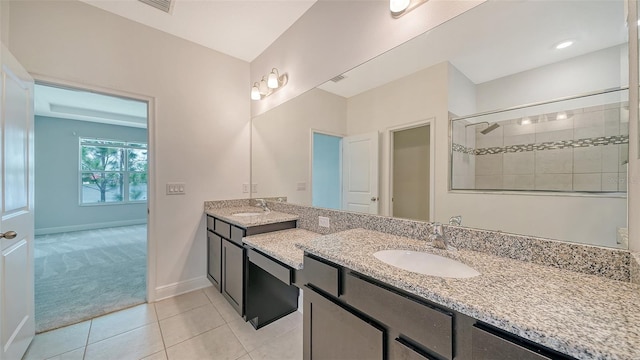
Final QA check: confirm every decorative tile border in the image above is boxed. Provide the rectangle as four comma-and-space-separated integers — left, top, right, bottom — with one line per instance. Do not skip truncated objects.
452, 143, 475, 155
453, 135, 629, 156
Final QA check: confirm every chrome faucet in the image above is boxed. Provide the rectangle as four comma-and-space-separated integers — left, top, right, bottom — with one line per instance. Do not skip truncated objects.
449, 215, 462, 226
429, 223, 448, 250
255, 199, 270, 212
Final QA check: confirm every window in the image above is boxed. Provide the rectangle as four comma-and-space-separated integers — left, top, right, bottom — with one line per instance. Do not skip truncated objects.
80, 138, 147, 204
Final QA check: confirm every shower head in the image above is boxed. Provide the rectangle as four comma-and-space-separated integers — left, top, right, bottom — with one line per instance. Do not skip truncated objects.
480, 123, 500, 135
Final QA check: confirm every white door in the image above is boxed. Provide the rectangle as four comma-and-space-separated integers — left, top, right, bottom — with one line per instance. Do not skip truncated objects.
0, 43, 35, 360
342, 132, 379, 214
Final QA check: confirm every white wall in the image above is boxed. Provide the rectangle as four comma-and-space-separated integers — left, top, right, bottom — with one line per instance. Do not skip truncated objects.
7, 0, 251, 299
252, 88, 347, 205
448, 63, 477, 117
250, 0, 485, 117
476, 45, 628, 112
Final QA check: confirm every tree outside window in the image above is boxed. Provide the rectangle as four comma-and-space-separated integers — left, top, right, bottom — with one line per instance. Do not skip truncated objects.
80, 138, 147, 204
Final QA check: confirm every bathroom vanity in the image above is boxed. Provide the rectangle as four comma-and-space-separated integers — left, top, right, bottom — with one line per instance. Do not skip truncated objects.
205, 207, 299, 326
204, 200, 640, 359
298, 228, 640, 360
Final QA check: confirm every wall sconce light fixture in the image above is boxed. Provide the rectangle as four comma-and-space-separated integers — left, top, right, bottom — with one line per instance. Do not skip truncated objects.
390, 0, 427, 18
251, 68, 288, 100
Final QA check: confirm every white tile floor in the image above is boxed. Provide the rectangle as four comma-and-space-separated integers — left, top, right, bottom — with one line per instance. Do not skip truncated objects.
23, 286, 303, 360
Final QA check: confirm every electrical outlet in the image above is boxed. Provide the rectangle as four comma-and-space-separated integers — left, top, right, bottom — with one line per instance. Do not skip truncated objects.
297, 182, 306, 191
251, 183, 258, 193
319, 216, 330, 228
242, 183, 249, 193
166, 182, 186, 195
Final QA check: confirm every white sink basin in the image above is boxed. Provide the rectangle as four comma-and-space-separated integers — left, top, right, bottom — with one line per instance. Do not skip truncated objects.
232, 212, 265, 217
373, 250, 480, 278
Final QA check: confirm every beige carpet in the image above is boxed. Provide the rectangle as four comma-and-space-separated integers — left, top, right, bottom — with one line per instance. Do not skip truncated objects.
34, 225, 147, 333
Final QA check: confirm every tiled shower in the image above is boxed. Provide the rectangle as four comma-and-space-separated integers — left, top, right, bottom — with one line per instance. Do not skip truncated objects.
451, 93, 629, 193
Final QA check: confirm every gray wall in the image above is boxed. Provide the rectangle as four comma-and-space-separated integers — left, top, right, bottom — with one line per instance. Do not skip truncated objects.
35, 116, 147, 234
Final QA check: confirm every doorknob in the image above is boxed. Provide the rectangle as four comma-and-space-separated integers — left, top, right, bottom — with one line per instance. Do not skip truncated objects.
0, 231, 17, 239
371, 197, 379, 202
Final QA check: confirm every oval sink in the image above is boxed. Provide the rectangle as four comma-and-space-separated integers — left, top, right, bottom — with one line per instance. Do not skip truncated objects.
232, 212, 265, 217
373, 250, 480, 278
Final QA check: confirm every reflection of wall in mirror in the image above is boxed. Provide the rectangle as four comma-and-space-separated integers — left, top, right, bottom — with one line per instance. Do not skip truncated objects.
444, 44, 627, 248
252, 88, 346, 206
253, 44, 627, 247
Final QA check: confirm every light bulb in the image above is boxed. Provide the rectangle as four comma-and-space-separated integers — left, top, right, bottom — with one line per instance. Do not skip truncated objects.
556, 111, 567, 120
268, 69, 279, 89
259, 78, 269, 95
251, 85, 260, 100
390, 0, 410, 14
555, 40, 574, 50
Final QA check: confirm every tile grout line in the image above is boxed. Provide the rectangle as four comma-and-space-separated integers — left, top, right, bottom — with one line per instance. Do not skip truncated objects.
152, 302, 170, 360
82, 320, 93, 360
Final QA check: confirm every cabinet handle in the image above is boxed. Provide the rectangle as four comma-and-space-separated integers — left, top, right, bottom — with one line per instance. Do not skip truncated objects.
0, 231, 17, 239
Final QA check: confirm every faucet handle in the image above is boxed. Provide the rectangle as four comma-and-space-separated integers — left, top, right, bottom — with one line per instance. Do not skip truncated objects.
449, 215, 462, 226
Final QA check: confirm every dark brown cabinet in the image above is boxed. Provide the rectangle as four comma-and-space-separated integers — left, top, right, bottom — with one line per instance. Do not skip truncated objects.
206, 231, 222, 290
302, 254, 575, 360
303, 285, 384, 360
206, 214, 298, 320
222, 238, 244, 315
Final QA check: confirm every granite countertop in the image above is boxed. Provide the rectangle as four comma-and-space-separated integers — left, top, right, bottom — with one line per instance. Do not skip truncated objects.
205, 206, 299, 228
243, 228, 320, 269
297, 228, 640, 360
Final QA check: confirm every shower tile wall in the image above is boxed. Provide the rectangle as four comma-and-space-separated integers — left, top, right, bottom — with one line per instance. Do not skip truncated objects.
452, 103, 628, 192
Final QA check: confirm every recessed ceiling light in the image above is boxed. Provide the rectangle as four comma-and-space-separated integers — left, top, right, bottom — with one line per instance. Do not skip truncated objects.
555, 40, 574, 50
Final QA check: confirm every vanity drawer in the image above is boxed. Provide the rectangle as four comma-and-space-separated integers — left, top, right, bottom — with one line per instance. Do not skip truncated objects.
248, 249, 292, 285
230, 225, 245, 246
391, 338, 431, 360
472, 325, 552, 360
303, 255, 340, 297
206, 216, 215, 231
214, 219, 231, 238
344, 272, 453, 360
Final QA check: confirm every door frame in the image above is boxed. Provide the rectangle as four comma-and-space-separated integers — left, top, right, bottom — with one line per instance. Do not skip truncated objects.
387, 118, 435, 221
309, 128, 345, 208
30, 74, 158, 302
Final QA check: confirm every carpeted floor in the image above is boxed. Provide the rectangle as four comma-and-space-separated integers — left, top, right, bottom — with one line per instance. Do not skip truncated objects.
34, 225, 147, 333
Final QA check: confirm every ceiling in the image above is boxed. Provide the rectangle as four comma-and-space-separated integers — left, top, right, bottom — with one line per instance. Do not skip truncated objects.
79, 0, 317, 62
318, 0, 627, 98
35, 84, 148, 128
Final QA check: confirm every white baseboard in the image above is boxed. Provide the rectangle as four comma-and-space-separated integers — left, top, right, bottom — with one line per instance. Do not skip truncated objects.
154, 276, 212, 301
35, 219, 147, 235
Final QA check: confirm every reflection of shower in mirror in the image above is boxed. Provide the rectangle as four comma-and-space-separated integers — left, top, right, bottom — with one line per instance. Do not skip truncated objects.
464, 122, 500, 135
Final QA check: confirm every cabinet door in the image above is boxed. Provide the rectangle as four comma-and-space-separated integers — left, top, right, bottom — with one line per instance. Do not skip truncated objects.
207, 231, 222, 290
222, 239, 244, 316
303, 286, 384, 360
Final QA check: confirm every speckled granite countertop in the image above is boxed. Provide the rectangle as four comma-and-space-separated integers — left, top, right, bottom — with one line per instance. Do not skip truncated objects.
297, 228, 640, 360
243, 229, 320, 269
205, 206, 299, 228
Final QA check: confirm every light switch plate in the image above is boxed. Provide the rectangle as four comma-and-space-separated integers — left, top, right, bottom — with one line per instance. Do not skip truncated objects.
319, 216, 330, 228
166, 182, 186, 195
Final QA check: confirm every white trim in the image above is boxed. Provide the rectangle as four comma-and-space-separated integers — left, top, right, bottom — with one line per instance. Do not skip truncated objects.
35, 219, 147, 236
30, 74, 158, 302
154, 276, 212, 301
387, 118, 435, 221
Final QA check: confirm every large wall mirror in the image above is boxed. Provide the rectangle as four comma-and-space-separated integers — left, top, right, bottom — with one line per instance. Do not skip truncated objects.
252, 0, 629, 249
